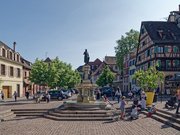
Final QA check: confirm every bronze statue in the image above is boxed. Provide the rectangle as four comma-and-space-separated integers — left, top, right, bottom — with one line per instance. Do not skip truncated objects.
83, 49, 90, 64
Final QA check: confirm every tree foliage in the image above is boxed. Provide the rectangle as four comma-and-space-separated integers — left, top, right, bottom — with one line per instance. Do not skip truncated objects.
133, 65, 164, 92
115, 29, 139, 70
29, 59, 49, 86
30, 57, 81, 89
96, 66, 115, 87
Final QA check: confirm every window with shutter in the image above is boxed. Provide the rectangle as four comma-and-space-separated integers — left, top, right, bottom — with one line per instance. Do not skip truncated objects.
10, 66, 14, 77
1, 64, 6, 75
164, 46, 168, 53
166, 60, 171, 68
154, 46, 158, 53
174, 60, 179, 67
173, 46, 178, 53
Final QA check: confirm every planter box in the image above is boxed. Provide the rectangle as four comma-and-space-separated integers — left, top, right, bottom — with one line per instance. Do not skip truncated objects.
146, 92, 155, 105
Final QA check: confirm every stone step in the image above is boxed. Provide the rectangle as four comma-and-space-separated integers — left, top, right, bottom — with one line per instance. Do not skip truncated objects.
44, 114, 112, 121
141, 111, 180, 131
48, 111, 112, 117
13, 111, 48, 114
54, 109, 108, 114
12, 109, 49, 112
155, 111, 180, 124
2, 114, 16, 121
16, 113, 44, 117
157, 109, 180, 118
0, 109, 11, 115
61, 107, 103, 111
0, 111, 14, 118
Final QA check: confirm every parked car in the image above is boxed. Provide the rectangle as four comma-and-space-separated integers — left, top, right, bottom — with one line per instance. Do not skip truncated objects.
72, 89, 79, 94
33, 91, 46, 102
100, 87, 113, 97
48, 90, 64, 100
61, 89, 72, 98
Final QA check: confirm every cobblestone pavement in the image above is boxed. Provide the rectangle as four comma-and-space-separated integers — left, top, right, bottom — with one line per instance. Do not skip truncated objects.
0, 96, 179, 135
0, 115, 179, 135
0, 96, 77, 111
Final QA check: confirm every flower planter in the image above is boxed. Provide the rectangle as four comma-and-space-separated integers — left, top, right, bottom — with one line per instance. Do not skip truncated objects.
145, 92, 155, 105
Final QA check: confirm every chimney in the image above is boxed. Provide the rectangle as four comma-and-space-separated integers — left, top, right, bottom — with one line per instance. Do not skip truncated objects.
13, 42, 16, 51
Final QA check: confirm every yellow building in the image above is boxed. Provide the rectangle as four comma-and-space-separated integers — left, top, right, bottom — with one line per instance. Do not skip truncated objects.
0, 41, 23, 98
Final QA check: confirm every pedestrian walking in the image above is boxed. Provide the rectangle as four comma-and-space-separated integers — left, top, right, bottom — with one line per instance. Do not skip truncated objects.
140, 91, 146, 109
46, 92, 50, 103
25, 91, 30, 100
96, 88, 101, 100
1, 91, 4, 100
120, 96, 127, 120
115, 87, 122, 103
176, 87, 180, 114
112, 87, 116, 101
0, 91, 2, 101
13, 91, 17, 102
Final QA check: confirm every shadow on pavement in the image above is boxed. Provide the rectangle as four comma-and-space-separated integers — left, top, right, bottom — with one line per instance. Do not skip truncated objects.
161, 124, 171, 129
4, 116, 43, 122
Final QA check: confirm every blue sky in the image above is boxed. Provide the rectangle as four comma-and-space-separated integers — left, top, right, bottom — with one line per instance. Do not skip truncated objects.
0, 0, 179, 69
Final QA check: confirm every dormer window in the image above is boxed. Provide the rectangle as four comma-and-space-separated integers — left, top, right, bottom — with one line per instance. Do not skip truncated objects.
157, 30, 163, 39
2, 48, 6, 57
10, 52, 13, 60
17, 55, 19, 62
170, 32, 176, 40
14, 54, 16, 61
141, 28, 145, 34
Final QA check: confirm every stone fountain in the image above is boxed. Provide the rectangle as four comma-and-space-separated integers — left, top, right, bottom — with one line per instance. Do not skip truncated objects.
44, 50, 120, 121
63, 49, 106, 109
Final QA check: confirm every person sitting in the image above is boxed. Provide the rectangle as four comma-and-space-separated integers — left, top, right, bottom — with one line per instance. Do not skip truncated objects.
128, 91, 133, 100
147, 104, 156, 117
130, 105, 138, 120
133, 95, 139, 106
140, 91, 146, 110
165, 96, 177, 108
102, 95, 113, 110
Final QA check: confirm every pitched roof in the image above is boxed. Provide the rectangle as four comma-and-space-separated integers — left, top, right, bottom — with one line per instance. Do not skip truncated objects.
104, 56, 116, 65
92, 61, 118, 76
44, 57, 52, 62
76, 58, 102, 72
88, 58, 102, 65
142, 21, 180, 44
21, 57, 31, 69
77, 65, 83, 72
0, 41, 15, 52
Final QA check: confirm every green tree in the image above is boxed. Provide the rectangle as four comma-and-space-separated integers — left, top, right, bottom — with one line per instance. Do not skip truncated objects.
115, 29, 139, 70
30, 57, 81, 89
29, 59, 49, 86
47, 57, 63, 88
96, 66, 115, 87
133, 65, 164, 92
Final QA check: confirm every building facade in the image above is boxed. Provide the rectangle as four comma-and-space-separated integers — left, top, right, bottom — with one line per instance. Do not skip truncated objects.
136, 5, 180, 94
77, 56, 122, 89
104, 56, 122, 89
123, 54, 130, 93
0, 41, 23, 98
128, 49, 138, 91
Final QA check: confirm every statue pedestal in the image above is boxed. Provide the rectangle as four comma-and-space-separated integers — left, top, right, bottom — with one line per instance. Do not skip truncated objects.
76, 64, 97, 103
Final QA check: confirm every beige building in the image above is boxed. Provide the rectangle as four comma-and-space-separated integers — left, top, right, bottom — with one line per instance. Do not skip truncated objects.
0, 41, 23, 98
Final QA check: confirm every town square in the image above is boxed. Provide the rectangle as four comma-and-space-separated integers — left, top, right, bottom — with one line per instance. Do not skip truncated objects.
0, 1, 180, 135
